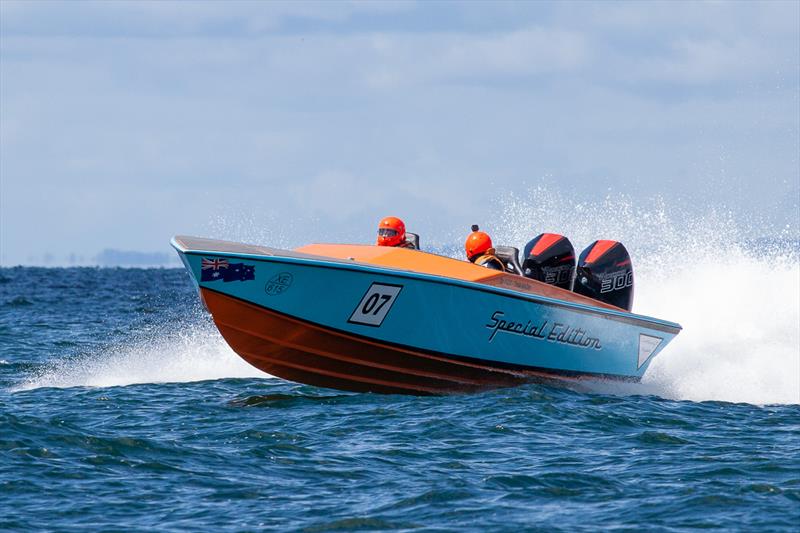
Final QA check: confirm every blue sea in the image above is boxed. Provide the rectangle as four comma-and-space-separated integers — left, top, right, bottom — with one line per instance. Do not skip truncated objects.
1, 266, 799, 531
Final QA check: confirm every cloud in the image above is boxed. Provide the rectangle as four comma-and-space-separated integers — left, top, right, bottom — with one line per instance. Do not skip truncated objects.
364, 28, 589, 88
549, 1, 799, 88
641, 38, 772, 85
1, 1, 797, 264
289, 171, 372, 220
0, 0, 413, 37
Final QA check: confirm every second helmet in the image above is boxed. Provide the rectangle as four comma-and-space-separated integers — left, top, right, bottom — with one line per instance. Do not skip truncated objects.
465, 224, 492, 261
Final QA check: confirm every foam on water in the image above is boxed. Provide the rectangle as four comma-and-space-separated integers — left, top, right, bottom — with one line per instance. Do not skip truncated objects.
636, 250, 799, 405
15, 322, 269, 391
491, 187, 800, 405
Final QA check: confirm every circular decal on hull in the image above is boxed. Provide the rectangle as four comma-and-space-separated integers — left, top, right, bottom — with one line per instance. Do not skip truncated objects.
265, 272, 293, 296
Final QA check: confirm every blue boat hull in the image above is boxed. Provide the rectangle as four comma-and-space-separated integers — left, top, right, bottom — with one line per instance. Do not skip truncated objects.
172, 236, 681, 394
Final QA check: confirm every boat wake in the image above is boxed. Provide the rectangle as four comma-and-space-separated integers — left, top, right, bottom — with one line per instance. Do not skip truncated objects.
14, 321, 269, 392
493, 188, 800, 406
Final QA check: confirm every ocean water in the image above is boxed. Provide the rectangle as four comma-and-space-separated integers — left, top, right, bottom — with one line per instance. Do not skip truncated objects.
2, 206, 800, 530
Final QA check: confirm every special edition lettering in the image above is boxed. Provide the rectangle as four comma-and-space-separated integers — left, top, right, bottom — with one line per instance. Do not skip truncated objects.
485, 311, 602, 350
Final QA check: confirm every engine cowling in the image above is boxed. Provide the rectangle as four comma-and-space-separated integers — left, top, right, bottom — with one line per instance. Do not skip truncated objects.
573, 240, 634, 311
521, 233, 576, 290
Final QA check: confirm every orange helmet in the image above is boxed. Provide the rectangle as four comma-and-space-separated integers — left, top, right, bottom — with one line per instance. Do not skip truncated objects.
376, 216, 406, 247
465, 224, 492, 261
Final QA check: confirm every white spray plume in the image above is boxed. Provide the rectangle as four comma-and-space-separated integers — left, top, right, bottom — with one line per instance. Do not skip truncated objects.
492, 186, 799, 405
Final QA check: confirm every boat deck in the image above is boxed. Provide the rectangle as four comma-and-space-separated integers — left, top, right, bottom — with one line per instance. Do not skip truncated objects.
173, 235, 623, 312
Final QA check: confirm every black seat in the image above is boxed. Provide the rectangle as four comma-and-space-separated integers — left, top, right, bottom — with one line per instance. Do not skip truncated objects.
494, 246, 522, 276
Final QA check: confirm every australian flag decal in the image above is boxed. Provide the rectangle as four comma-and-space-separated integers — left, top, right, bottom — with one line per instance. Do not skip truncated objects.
200, 258, 255, 282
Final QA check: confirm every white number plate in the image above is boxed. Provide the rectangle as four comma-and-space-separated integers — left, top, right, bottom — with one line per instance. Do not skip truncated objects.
638, 334, 663, 368
348, 283, 402, 327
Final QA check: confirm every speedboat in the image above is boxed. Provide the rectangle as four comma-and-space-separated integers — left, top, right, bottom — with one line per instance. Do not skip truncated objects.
171, 235, 681, 395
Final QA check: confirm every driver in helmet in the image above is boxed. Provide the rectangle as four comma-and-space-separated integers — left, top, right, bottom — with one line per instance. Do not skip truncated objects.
376, 216, 417, 249
465, 225, 505, 271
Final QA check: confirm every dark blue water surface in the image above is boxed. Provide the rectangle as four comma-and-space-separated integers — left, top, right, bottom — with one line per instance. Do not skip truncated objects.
1, 268, 798, 531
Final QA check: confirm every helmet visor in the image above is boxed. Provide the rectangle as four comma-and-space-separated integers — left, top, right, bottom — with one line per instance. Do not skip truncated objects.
378, 228, 398, 238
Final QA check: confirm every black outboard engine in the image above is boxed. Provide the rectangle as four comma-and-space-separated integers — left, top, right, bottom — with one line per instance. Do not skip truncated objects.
521, 233, 576, 290
573, 240, 634, 311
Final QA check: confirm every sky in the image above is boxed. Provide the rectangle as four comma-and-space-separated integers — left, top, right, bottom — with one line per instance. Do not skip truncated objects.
1, 0, 798, 265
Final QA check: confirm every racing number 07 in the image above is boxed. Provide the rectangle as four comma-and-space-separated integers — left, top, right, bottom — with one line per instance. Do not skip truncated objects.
362, 293, 392, 316
348, 283, 403, 327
